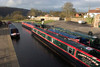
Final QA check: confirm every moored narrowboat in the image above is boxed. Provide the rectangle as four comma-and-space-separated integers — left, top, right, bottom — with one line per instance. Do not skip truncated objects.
22, 22, 100, 67
22, 22, 35, 30
48, 28, 89, 45
8, 24, 20, 38
31, 26, 100, 67
54, 27, 100, 50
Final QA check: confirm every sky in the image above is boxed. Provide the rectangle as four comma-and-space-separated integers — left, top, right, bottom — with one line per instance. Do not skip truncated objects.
0, 0, 100, 12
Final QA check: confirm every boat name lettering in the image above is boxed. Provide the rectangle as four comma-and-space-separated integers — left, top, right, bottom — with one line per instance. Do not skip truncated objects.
78, 53, 99, 66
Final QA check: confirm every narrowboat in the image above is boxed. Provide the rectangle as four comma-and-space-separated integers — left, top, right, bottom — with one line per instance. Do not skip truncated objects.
8, 24, 20, 38
22, 22, 52, 30
48, 29, 89, 45
54, 27, 100, 50
22, 22, 100, 67
22, 22, 34, 30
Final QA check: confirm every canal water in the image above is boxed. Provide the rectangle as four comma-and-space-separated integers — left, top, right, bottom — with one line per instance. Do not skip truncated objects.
12, 23, 73, 67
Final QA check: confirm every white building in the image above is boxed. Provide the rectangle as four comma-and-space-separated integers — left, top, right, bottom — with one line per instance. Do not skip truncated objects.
87, 8, 100, 18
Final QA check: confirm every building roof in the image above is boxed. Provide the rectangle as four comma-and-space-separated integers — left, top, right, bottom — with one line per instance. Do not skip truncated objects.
88, 8, 100, 13
89, 10, 100, 13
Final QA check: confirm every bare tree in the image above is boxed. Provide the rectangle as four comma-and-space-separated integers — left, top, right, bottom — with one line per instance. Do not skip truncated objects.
0, 16, 3, 20
50, 11, 61, 17
27, 8, 36, 16
10, 11, 24, 20
62, 2, 76, 18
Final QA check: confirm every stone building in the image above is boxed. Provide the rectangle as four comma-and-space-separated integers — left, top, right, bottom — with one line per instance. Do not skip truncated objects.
94, 14, 100, 28
87, 8, 100, 17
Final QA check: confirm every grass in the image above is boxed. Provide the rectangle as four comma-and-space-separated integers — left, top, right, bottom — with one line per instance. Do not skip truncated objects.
2, 19, 36, 22
3, 19, 55, 24
15, 19, 36, 22
36, 20, 55, 24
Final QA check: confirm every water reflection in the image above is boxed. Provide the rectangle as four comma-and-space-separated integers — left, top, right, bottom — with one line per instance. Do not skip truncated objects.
23, 28, 31, 34
12, 37, 20, 41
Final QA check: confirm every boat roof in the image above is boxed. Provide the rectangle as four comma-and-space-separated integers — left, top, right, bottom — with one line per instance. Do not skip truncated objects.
8, 24, 17, 29
48, 29, 78, 39
55, 27, 96, 40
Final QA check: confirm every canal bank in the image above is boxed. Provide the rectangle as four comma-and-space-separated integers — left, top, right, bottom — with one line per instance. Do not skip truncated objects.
0, 25, 19, 67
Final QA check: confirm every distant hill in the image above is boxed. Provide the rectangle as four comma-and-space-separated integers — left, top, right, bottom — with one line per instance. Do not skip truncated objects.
0, 7, 29, 17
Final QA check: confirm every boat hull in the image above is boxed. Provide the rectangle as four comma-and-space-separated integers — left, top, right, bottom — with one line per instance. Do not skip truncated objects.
22, 24, 32, 30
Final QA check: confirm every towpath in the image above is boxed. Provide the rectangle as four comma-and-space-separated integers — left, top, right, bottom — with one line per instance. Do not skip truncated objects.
0, 25, 19, 67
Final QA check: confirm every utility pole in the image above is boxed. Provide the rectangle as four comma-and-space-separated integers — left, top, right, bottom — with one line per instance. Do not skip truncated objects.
88, 4, 94, 36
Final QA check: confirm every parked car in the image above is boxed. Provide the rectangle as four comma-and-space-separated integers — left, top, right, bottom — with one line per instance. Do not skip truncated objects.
78, 20, 86, 24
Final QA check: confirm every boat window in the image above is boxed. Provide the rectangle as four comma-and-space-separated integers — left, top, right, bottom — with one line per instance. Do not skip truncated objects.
53, 39, 67, 50
11, 29, 19, 33
41, 33, 45, 38
34, 29, 36, 32
39, 32, 42, 35
51, 38, 53, 42
45, 35, 47, 39
36, 30, 38, 33
67, 46, 73, 55
58, 42, 67, 50
33, 29, 35, 32
38, 31, 40, 34
93, 38, 100, 45
53, 39, 59, 45
47, 36, 52, 41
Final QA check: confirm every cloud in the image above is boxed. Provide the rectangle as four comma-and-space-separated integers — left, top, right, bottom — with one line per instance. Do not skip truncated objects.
85, 0, 100, 2
0, 0, 100, 12
72, 0, 100, 12
6, 0, 15, 6
16, 0, 64, 10
6, 0, 22, 6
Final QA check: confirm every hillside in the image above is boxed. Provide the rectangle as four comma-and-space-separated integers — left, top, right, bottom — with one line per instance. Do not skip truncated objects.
0, 7, 29, 17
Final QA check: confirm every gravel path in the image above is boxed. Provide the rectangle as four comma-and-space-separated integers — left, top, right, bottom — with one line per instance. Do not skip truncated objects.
47, 21, 100, 38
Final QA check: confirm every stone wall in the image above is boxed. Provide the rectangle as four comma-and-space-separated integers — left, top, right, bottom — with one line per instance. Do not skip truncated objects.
71, 18, 86, 22
33, 16, 60, 21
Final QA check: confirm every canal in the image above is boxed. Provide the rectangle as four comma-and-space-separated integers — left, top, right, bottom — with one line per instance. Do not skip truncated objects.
12, 23, 73, 67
